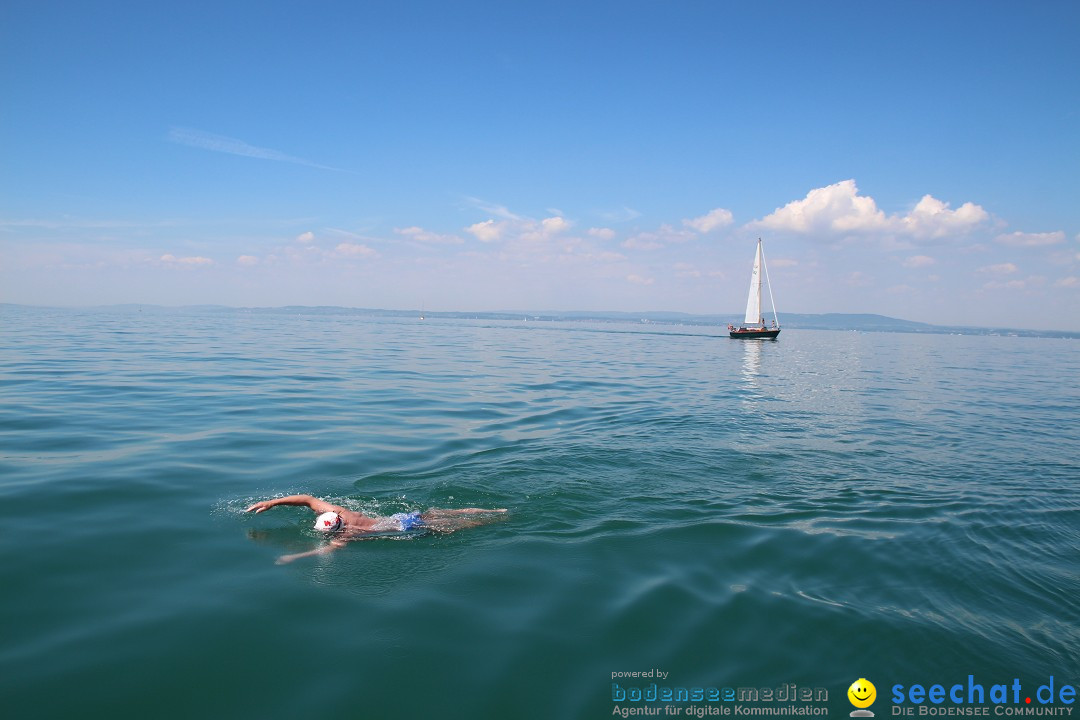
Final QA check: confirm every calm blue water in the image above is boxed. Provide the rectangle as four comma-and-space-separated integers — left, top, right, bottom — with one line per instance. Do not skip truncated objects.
2, 306, 1077, 719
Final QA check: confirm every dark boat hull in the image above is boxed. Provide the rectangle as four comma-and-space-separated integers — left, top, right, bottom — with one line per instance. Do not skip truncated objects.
729, 328, 780, 339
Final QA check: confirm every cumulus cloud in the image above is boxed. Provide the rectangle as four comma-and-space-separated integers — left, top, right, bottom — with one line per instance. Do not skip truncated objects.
466, 219, 506, 243
237, 255, 259, 266
903, 255, 936, 268
683, 207, 734, 233
520, 216, 571, 243
588, 227, 616, 240
995, 231, 1066, 247
749, 179, 987, 240
296, 231, 315, 244
751, 180, 886, 234
1056, 277, 1078, 288
335, 242, 377, 258
541, 216, 570, 234
901, 195, 988, 238
627, 274, 654, 286
160, 253, 213, 266
465, 215, 571, 244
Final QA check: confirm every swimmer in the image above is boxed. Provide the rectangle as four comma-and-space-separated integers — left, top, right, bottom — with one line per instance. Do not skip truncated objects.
245, 494, 507, 564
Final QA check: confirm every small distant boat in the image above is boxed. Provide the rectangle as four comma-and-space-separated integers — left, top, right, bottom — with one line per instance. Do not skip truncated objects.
729, 238, 780, 339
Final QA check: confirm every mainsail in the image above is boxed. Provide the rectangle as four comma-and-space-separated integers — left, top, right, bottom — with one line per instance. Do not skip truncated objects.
743, 241, 763, 325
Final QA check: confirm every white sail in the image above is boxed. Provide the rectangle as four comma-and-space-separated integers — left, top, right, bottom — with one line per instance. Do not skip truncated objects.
743, 241, 762, 325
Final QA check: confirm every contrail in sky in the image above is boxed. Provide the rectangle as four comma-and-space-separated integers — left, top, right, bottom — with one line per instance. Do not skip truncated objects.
167, 127, 352, 173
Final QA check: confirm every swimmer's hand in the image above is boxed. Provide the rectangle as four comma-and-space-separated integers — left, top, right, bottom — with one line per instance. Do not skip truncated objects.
245, 500, 274, 513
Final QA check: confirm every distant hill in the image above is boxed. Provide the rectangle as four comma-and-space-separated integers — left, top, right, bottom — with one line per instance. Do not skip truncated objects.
3, 303, 1076, 339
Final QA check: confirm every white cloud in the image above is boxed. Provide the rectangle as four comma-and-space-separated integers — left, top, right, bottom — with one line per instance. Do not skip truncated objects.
751, 180, 887, 234
519, 216, 571, 243
394, 226, 464, 245
466, 214, 572, 245
683, 207, 734, 233
977, 263, 1018, 275
335, 242, 377, 258
749, 179, 987, 239
1055, 277, 1078, 288
160, 253, 213, 266
627, 274, 654, 286
541, 216, 570, 234
901, 195, 988, 238
466, 219, 505, 243
296, 231, 315, 244
588, 227, 616, 240
995, 231, 1066, 247
237, 255, 259, 266
770, 257, 799, 268
903, 255, 936, 268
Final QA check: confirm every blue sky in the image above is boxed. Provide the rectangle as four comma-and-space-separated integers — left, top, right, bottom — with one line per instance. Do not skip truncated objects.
2, 0, 1078, 330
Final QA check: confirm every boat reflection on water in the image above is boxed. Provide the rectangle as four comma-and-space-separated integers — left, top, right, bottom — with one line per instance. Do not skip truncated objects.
741, 338, 762, 387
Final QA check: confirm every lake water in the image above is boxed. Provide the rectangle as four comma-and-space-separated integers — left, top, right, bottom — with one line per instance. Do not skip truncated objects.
2, 306, 1077, 719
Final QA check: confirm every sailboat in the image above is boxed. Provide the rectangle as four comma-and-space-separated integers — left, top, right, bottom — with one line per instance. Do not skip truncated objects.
729, 238, 780, 339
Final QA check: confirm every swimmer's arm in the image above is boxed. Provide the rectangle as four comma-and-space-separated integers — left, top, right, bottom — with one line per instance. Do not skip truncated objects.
275, 538, 347, 565
245, 495, 342, 515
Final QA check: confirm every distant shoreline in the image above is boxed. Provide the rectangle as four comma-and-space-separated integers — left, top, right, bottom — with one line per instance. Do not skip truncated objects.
2, 303, 1077, 339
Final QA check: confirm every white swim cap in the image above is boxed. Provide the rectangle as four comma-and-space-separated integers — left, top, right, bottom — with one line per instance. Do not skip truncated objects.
314, 511, 342, 532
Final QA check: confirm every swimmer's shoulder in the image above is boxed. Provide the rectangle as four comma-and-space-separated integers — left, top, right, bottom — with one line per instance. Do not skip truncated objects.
341, 509, 376, 529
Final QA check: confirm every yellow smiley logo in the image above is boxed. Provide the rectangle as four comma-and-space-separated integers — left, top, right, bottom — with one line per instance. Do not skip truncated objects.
848, 678, 877, 709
